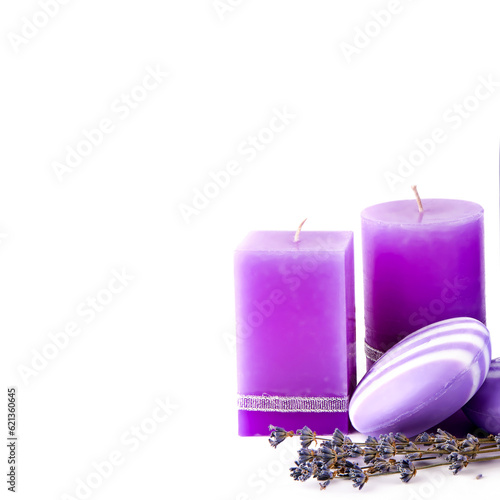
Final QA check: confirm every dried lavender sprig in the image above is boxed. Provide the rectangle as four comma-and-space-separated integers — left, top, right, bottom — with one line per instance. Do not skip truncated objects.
307, 454, 500, 489
297, 425, 316, 448
268, 425, 294, 448
276, 428, 500, 451
363, 454, 500, 479
271, 426, 500, 490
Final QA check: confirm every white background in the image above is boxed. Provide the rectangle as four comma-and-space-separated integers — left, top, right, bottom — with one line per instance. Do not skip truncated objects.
1, 1, 500, 499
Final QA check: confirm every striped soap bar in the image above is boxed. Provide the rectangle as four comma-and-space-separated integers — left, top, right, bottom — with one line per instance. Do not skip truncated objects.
349, 318, 491, 437
463, 358, 500, 434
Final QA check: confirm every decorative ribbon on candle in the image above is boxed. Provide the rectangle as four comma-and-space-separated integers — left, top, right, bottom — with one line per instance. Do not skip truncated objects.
364, 341, 385, 363
237, 394, 348, 413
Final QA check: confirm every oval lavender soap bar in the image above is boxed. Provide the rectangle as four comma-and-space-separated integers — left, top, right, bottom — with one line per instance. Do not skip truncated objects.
463, 358, 500, 434
349, 318, 491, 437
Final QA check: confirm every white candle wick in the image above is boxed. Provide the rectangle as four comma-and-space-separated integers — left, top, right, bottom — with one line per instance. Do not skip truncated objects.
411, 185, 424, 213
294, 218, 308, 243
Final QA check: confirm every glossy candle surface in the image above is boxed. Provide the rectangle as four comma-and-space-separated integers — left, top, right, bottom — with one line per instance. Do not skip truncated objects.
235, 231, 356, 436
362, 199, 485, 369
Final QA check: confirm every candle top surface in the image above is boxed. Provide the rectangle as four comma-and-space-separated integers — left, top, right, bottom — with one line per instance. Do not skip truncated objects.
236, 231, 353, 252
361, 199, 483, 226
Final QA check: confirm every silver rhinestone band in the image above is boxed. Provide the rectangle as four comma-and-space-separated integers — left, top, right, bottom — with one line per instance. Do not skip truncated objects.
364, 341, 385, 363
237, 394, 348, 413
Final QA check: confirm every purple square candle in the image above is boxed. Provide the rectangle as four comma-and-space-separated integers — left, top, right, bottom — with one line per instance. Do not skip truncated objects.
234, 231, 356, 436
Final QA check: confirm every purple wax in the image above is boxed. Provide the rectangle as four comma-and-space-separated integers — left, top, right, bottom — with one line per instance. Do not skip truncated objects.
361, 199, 485, 369
463, 358, 500, 434
349, 318, 491, 437
234, 231, 356, 436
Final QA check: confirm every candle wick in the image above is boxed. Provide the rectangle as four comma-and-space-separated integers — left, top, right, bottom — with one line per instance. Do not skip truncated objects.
411, 185, 424, 213
294, 218, 307, 243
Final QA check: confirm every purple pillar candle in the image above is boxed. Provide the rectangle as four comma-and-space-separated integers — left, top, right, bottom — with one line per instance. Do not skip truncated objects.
362, 198, 485, 370
234, 230, 356, 436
